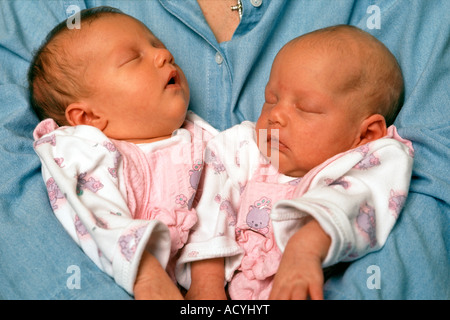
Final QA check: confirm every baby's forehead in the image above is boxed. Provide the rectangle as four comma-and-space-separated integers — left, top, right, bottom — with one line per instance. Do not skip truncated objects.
48, 14, 126, 55
55, 13, 137, 39
279, 29, 380, 77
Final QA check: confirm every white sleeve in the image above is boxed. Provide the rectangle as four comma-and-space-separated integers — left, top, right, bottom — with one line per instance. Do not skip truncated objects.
33, 124, 171, 295
271, 136, 414, 267
175, 124, 261, 289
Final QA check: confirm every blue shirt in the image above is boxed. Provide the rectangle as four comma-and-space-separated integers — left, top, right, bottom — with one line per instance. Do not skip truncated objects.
0, 0, 449, 299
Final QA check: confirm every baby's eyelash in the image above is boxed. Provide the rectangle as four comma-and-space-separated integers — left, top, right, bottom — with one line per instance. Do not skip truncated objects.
296, 105, 323, 114
119, 53, 141, 67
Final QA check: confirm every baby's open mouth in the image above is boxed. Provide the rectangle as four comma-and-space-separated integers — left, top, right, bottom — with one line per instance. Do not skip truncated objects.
167, 76, 176, 85
166, 70, 179, 88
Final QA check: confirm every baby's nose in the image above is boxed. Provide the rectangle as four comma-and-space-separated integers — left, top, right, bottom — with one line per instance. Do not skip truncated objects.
268, 102, 289, 127
155, 48, 174, 68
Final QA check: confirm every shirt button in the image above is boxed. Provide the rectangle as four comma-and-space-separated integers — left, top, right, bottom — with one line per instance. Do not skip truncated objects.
215, 52, 223, 65
250, 0, 262, 7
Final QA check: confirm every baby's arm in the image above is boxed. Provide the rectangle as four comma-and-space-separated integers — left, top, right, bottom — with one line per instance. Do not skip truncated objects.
134, 251, 183, 300
270, 219, 330, 300
185, 258, 227, 300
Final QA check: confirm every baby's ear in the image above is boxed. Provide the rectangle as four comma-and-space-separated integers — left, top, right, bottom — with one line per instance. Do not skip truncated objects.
65, 102, 107, 130
355, 114, 387, 147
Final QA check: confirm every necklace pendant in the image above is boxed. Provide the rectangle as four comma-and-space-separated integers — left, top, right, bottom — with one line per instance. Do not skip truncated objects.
231, 0, 243, 19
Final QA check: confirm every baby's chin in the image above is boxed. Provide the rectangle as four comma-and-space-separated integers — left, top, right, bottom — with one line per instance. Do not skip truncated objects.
276, 155, 309, 178
278, 166, 306, 178
258, 150, 306, 178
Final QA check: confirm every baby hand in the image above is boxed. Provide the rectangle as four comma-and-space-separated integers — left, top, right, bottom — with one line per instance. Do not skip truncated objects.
269, 219, 330, 300
134, 251, 183, 300
269, 250, 324, 300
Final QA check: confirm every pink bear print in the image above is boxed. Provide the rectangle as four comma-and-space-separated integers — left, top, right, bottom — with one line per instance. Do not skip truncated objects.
74, 215, 89, 237
108, 167, 118, 178
74, 212, 109, 239
215, 194, 237, 226
54, 157, 65, 168
388, 189, 407, 218
188, 251, 199, 258
325, 177, 351, 189
246, 197, 271, 234
46, 177, 65, 210
102, 141, 121, 178
238, 182, 247, 195
118, 226, 146, 261
353, 144, 380, 170
182, 160, 204, 209
76, 172, 104, 196
205, 147, 225, 173
354, 154, 380, 170
102, 141, 117, 152
356, 203, 377, 247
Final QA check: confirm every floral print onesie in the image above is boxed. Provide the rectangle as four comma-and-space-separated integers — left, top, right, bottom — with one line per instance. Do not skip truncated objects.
33, 112, 217, 295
